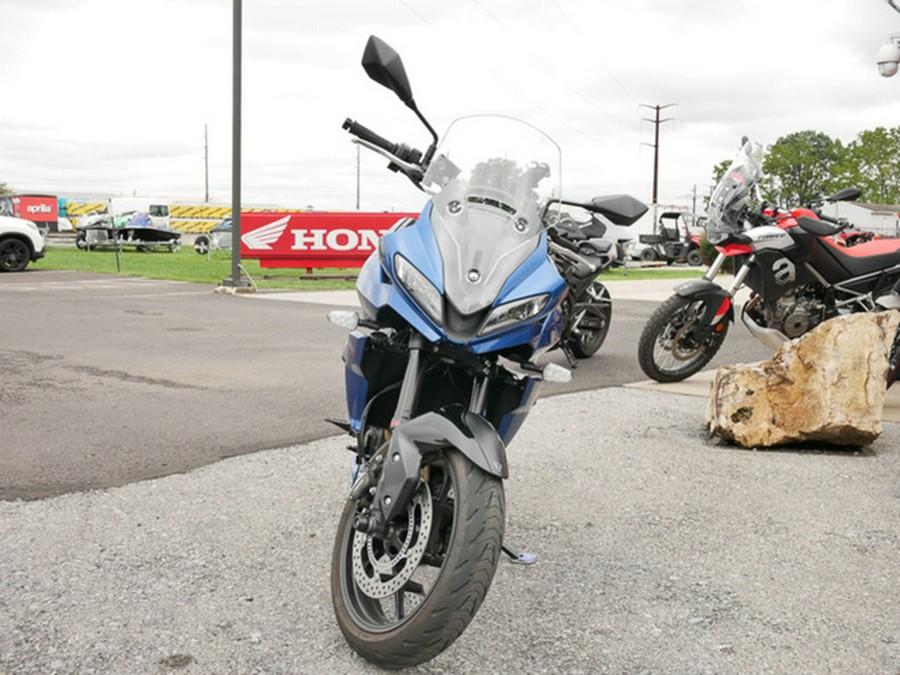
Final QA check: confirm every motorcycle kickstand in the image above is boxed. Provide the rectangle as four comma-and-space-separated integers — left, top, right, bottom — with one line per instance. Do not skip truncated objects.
561, 343, 579, 369
501, 543, 539, 565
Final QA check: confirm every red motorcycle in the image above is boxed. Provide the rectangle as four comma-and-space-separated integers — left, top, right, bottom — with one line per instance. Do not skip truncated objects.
637, 138, 900, 384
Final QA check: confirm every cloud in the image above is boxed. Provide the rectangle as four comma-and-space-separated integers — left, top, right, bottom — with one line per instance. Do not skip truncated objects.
2, 0, 899, 210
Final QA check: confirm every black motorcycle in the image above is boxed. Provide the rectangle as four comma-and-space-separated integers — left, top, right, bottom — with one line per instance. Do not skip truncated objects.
547, 196, 647, 361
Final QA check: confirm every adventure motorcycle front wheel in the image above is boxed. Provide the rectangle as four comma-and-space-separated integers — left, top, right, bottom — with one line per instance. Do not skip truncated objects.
637, 293, 729, 382
568, 281, 612, 359
331, 447, 505, 670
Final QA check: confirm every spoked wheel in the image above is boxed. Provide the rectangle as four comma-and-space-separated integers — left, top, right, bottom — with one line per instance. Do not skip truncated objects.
569, 281, 612, 359
637, 293, 729, 382
0, 238, 30, 272
331, 448, 505, 670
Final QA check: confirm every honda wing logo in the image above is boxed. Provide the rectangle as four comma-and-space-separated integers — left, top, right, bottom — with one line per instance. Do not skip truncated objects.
241, 215, 290, 250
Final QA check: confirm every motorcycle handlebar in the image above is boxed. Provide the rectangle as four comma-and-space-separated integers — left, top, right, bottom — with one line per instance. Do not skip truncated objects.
816, 211, 844, 226
343, 118, 396, 154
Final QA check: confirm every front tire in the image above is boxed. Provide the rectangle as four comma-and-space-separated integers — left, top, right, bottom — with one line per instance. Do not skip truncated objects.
637, 293, 729, 382
569, 281, 612, 359
331, 448, 505, 670
686, 248, 703, 267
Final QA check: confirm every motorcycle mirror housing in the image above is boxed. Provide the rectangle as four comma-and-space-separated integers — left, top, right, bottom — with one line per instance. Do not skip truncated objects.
360, 35, 440, 166
824, 187, 862, 203
362, 36, 415, 106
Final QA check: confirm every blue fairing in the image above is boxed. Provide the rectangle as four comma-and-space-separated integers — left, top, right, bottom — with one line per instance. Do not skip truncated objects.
356, 203, 445, 343
356, 201, 566, 358
342, 331, 370, 432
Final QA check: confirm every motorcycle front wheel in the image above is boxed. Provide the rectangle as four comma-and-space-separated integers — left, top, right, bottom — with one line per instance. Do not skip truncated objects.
569, 281, 612, 359
637, 293, 729, 382
331, 448, 505, 670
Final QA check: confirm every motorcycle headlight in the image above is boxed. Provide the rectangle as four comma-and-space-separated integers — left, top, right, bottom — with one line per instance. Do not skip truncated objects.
479, 294, 549, 336
394, 254, 443, 325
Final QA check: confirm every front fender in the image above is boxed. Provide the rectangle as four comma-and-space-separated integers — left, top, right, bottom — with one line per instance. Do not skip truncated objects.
673, 279, 734, 337
375, 405, 508, 523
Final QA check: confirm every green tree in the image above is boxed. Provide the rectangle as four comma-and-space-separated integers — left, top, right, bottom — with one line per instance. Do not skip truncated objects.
761, 130, 844, 206
470, 157, 522, 192
0, 182, 13, 195
835, 127, 900, 203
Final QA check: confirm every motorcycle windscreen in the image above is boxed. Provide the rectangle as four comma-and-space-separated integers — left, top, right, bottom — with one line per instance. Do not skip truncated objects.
422, 115, 561, 316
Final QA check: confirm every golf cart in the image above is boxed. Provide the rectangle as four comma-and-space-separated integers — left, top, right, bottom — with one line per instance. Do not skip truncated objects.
637, 211, 703, 266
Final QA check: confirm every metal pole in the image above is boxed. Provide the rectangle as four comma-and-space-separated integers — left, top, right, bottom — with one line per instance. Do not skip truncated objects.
204, 123, 209, 203
223, 0, 249, 288
651, 105, 660, 205
355, 144, 361, 210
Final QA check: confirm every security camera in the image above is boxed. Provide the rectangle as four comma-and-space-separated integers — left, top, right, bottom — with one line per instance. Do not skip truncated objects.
877, 34, 900, 77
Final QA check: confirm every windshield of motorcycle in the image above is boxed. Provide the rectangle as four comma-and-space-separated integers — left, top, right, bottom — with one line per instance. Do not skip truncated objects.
421, 115, 561, 315
706, 140, 765, 243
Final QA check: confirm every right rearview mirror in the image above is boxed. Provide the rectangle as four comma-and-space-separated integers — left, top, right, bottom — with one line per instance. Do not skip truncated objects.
362, 36, 414, 106
824, 187, 862, 203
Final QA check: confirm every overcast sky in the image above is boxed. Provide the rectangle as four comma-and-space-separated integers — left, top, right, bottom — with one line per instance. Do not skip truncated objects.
1, 0, 899, 212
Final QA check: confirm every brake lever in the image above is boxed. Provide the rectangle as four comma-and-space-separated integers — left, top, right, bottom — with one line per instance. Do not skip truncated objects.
353, 139, 424, 184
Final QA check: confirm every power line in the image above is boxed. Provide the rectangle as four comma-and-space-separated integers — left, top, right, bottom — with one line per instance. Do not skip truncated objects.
397, 0, 431, 24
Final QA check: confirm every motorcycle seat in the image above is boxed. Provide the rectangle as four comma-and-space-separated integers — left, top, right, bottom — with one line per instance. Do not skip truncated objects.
821, 236, 900, 276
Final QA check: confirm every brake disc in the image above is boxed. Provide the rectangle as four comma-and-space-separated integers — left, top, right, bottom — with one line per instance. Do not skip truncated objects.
351, 481, 433, 599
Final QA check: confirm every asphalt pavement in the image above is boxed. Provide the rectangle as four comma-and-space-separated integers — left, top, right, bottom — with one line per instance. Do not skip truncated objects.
1, 272, 899, 673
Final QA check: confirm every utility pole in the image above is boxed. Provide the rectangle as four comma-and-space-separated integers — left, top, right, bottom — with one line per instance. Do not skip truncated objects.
640, 103, 676, 205
640, 103, 676, 233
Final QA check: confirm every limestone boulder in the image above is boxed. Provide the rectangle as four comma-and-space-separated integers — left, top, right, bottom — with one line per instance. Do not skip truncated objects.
705, 311, 900, 448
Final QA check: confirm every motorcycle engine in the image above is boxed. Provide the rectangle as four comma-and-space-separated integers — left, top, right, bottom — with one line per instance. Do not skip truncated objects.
760, 288, 826, 338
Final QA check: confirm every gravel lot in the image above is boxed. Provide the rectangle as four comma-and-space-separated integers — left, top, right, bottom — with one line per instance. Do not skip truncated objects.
2, 387, 898, 674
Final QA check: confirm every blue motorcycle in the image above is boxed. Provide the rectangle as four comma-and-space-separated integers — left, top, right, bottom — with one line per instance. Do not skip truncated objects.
327, 36, 646, 668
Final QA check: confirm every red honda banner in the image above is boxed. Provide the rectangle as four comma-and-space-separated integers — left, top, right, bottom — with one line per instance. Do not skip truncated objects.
239, 211, 417, 269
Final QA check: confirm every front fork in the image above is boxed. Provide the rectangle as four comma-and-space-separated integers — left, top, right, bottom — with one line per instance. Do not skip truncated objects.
350, 333, 495, 537
705, 252, 755, 326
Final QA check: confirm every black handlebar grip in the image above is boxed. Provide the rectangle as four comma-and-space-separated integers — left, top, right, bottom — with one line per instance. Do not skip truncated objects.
342, 118, 396, 154
817, 212, 841, 225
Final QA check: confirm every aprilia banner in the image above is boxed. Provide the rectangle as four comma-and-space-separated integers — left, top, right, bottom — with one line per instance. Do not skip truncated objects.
239, 211, 417, 269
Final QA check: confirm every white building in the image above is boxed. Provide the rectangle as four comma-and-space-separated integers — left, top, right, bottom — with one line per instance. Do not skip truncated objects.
820, 201, 900, 237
